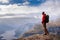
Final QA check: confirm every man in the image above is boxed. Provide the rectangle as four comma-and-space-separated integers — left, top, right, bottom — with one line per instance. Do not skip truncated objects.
42, 12, 49, 35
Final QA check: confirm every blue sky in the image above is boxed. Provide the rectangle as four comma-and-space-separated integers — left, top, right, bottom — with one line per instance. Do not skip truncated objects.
0, 0, 46, 6
9, 0, 46, 6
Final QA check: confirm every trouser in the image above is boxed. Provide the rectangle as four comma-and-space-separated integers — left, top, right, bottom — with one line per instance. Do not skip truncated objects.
42, 23, 49, 35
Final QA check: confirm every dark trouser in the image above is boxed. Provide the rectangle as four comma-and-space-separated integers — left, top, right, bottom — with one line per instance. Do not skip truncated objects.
42, 22, 49, 35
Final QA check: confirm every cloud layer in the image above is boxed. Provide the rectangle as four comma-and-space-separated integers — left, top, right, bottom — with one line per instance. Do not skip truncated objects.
1, 30, 17, 40
0, 0, 60, 20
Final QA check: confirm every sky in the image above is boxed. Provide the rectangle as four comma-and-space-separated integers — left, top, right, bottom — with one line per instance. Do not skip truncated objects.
0, 0, 60, 20
0, 0, 46, 15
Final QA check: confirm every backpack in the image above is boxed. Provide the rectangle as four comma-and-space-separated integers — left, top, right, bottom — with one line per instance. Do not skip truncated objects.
46, 15, 49, 23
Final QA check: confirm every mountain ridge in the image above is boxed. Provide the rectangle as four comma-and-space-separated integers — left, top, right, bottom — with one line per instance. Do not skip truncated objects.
16, 34, 60, 40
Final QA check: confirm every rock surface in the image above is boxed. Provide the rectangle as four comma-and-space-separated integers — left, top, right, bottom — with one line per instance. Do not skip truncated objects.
16, 34, 60, 40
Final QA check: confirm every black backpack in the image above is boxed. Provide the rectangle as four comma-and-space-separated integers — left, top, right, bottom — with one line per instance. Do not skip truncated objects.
46, 15, 49, 23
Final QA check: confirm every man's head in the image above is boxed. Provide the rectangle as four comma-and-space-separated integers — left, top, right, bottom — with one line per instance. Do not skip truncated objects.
42, 12, 45, 15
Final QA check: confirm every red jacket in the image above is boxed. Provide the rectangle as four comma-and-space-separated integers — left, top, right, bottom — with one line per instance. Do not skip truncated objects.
42, 14, 46, 23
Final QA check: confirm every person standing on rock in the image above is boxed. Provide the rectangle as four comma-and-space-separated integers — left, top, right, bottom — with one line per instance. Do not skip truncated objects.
42, 12, 49, 35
